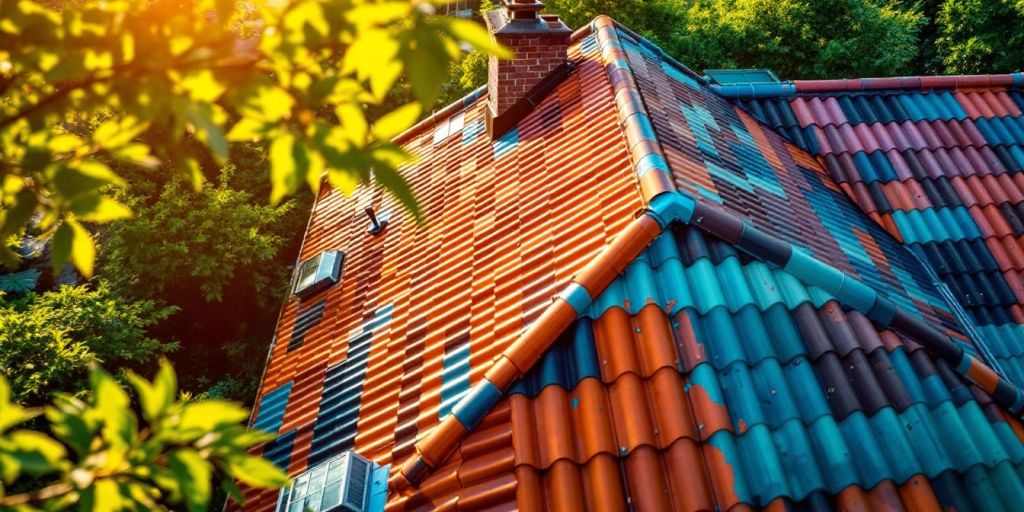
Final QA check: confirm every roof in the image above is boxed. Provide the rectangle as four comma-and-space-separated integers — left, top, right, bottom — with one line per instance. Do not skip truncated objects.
235, 15, 1024, 512
729, 78, 1024, 387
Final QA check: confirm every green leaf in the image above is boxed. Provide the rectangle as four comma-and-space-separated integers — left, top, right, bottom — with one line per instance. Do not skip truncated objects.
127, 359, 175, 423
369, 61, 403, 101
71, 195, 133, 223
45, 406, 92, 457
93, 116, 150, 150
405, 30, 451, 104
47, 133, 83, 153
372, 103, 421, 140
5, 430, 66, 476
178, 400, 249, 433
126, 373, 158, 424
343, 28, 399, 81
0, 378, 37, 431
80, 478, 124, 512
110, 143, 159, 169
52, 160, 127, 200
169, 449, 212, 512
327, 168, 360, 196
186, 104, 229, 165
0, 186, 37, 240
269, 134, 306, 205
227, 454, 288, 489
234, 85, 294, 122
154, 359, 178, 412
180, 69, 227, 102
335, 103, 368, 144
226, 118, 271, 142
443, 18, 514, 59
371, 153, 420, 222
51, 219, 95, 277
181, 158, 204, 191
221, 478, 246, 505
91, 367, 133, 444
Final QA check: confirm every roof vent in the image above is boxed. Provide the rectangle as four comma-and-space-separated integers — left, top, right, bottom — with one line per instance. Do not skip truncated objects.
364, 207, 388, 236
275, 451, 372, 512
292, 251, 344, 300
705, 68, 780, 85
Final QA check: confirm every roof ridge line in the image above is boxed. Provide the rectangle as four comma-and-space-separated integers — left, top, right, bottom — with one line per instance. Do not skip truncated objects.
389, 15, 642, 147
599, 16, 1024, 421
712, 73, 1024, 99
386, 14, 1024, 498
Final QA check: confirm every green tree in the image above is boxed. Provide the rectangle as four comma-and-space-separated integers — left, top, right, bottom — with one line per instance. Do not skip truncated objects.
0, 360, 286, 511
935, 0, 1024, 74
669, 0, 924, 79
543, 0, 684, 52
102, 171, 293, 304
0, 0, 511, 277
0, 284, 177, 406
460, 0, 924, 81
98, 160, 307, 402
435, 49, 489, 108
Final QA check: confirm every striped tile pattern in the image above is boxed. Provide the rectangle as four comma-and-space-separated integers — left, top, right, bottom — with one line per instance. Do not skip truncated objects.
509, 227, 1024, 510
738, 88, 1024, 386
238, 15, 1024, 512
620, 31, 958, 332
236, 30, 644, 512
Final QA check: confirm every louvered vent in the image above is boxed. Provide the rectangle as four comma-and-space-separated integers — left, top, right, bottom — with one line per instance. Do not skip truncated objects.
292, 251, 344, 300
275, 451, 372, 512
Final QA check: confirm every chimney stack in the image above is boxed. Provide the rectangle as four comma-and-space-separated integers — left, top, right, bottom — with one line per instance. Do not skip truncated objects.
484, 1, 571, 136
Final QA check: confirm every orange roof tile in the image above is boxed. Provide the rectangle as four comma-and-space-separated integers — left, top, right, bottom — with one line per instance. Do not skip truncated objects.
237, 14, 1024, 512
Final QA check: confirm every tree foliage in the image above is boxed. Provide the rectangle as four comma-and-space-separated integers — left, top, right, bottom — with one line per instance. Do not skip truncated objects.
0, 0, 511, 277
543, 0, 924, 79
0, 284, 176, 406
435, 49, 488, 108
102, 170, 293, 304
673, 0, 924, 79
934, 0, 1024, 74
0, 360, 286, 511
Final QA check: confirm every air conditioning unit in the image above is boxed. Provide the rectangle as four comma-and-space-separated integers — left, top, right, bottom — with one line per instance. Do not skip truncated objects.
276, 451, 372, 512
292, 251, 344, 300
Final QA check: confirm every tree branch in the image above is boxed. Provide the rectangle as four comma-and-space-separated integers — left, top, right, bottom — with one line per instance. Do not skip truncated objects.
0, 481, 73, 506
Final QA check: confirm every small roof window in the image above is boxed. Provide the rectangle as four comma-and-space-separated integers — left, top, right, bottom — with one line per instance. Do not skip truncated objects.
293, 251, 344, 300
432, 111, 465, 145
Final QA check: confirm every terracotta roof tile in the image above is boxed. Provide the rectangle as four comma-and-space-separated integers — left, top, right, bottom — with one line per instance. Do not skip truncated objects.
237, 15, 1024, 512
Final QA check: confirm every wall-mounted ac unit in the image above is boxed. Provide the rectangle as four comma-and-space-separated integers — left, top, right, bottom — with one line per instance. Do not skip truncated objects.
276, 451, 372, 512
293, 251, 344, 300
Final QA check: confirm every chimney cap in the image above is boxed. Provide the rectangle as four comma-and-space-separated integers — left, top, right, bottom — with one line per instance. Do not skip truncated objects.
505, 0, 544, 21
485, 3, 570, 36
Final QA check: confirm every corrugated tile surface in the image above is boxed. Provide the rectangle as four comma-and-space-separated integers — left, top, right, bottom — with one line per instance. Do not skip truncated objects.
738, 88, 1024, 387
617, 28, 962, 339
509, 226, 1024, 511
238, 15, 1024, 512
235, 30, 643, 511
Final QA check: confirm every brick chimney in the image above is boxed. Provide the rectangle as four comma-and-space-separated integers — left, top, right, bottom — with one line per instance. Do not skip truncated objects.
484, 1, 571, 137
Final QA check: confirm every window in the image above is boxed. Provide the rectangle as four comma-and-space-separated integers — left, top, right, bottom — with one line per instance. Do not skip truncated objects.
293, 251, 344, 300
276, 451, 371, 512
442, 0, 472, 17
